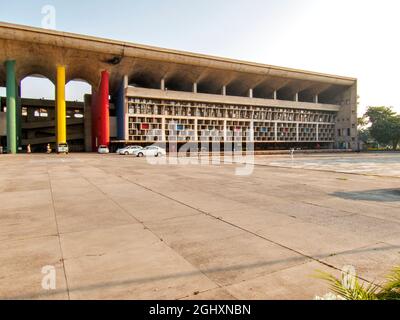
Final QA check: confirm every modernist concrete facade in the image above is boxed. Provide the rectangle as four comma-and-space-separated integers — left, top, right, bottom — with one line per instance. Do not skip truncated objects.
0, 22, 358, 153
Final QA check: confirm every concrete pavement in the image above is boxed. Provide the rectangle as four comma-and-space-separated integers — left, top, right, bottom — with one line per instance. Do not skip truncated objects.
0, 153, 399, 299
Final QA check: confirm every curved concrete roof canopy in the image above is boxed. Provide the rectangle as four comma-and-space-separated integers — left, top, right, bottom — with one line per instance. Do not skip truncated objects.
0, 21, 356, 101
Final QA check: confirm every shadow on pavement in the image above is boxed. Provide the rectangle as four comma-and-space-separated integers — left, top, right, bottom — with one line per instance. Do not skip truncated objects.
332, 189, 400, 202
5, 243, 400, 300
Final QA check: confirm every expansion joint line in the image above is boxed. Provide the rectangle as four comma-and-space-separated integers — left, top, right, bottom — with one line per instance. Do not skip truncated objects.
78, 171, 224, 293
46, 165, 71, 300
118, 175, 376, 286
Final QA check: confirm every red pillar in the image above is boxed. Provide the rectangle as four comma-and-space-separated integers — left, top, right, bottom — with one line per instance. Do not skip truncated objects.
98, 70, 110, 147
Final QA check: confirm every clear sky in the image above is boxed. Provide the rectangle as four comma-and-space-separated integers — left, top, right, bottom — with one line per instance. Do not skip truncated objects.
0, 0, 399, 115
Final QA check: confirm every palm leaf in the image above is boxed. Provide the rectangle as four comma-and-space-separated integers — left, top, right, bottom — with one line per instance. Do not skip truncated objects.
314, 270, 379, 300
377, 266, 400, 300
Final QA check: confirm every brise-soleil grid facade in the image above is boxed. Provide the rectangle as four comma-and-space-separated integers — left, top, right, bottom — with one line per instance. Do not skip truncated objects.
126, 97, 336, 144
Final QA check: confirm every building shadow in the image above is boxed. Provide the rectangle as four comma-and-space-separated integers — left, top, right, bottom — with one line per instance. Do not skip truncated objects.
332, 189, 400, 202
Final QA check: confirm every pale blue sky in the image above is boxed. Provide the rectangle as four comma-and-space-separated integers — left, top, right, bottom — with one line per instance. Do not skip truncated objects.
1, 0, 399, 114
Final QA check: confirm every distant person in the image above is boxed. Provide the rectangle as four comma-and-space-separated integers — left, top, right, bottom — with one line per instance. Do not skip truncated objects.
27, 144, 31, 154
46, 144, 52, 154
289, 148, 295, 160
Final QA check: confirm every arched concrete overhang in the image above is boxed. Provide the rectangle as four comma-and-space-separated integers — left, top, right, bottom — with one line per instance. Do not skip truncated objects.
0, 37, 112, 93
66, 65, 101, 89
19, 72, 55, 85
196, 69, 236, 95
225, 74, 266, 97
65, 78, 93, 107
128, 66, 164, 90
253, 79, 277, 99
66, 78, 92, 87
318, 85, 348, 104
164, 65, 204, 92
0, 22, 357, 106
20, 74, 55, 101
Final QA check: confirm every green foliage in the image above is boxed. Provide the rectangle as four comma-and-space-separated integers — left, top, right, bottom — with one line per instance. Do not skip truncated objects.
363, 106, 400, 150
377, 266, 400, 300
357, 116, 368, 128
316, 266, 400, 300
358, 128, 371, 144
365, 106, 397, 123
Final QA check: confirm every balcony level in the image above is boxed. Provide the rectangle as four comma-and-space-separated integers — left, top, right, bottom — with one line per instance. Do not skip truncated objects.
126, 87, 341, 113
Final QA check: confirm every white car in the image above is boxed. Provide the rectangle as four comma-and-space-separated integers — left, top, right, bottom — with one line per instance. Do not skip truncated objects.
133, 146, 166, 157
98, 145, 110, 154
57, 143, 69, 154
117, 145, 143, 155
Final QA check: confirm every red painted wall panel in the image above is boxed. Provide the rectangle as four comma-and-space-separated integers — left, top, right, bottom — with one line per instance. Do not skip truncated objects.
98, 70, 110, 147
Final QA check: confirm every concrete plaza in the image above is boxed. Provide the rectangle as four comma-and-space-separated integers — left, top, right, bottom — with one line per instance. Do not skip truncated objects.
0, 152, 399, 300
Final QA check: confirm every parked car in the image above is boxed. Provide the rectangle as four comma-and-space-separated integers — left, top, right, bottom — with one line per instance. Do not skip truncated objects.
133, 146, 166, 158
117, 145, 143, 155
57, 143, 69, 154
98, 145, 110, 154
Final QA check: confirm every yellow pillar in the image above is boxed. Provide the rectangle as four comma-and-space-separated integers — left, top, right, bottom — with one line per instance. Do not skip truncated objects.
56, 65, 66, 145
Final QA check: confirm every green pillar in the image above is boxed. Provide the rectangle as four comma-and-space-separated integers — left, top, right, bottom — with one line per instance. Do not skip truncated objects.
5, 60, 17, 154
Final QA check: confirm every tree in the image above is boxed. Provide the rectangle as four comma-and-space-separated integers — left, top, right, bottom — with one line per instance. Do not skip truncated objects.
357, 116, 372, 149
357, 116, 368, 127
365, 106, 397, 122
364, 106, 400, 150
358, 128, 371, 144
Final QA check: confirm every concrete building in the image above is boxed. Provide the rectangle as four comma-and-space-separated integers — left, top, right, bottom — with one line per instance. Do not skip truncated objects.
0, 98, 86, 151
0, 22, 358, 153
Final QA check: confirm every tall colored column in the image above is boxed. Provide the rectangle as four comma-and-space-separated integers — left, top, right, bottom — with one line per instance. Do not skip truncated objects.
5, 60, 17, 154
56, 65, 66, 145
98, 70, 110, 146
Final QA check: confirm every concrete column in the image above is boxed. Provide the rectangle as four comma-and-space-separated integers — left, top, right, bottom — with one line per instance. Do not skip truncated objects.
194, 118, 198, 141
5, 60, 17, 154
294, 92, 299, 102
161, 117, 166, 142
316, 124, 319, 141
161, 78, 165, 91
116, 75, 128, 140
273, 90, 277, 100
296, 123, 299, 142
91, 89, 98, 150
314, 94, 319, 104
249, 88, 253, 98
223, 120, 227, 141
98, 70, 110, 146
84, 93, 92, 152
222, 85, 226, 96
250, 121, 254, 142
56, 65, 67, 145
193, 82, 197, 93
16, 85, 21, 149
274, 122, 278, 141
